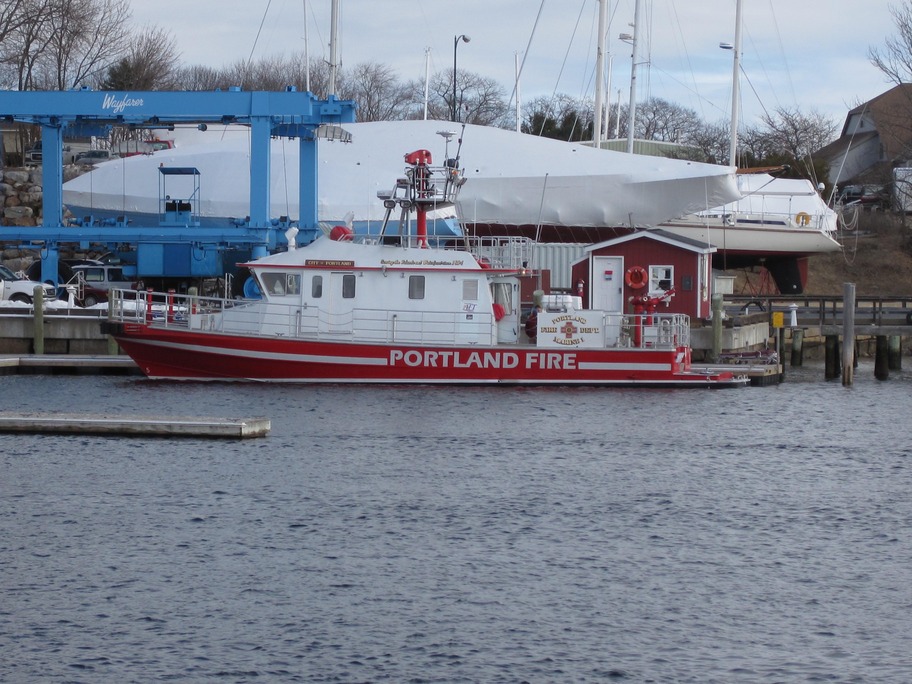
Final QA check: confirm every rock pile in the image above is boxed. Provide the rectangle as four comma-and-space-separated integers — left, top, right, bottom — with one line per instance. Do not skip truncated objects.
1, 168, 43, 226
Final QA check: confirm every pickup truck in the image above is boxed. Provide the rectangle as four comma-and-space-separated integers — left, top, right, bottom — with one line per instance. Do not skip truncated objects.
25, 142, 92, 165
0, 265, 57, 303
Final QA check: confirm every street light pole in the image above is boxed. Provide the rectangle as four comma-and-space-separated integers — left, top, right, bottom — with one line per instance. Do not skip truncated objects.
453, 34, 470, 122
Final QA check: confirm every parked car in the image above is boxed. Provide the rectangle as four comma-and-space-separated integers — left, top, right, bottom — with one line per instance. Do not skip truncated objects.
0, 265, 57, 304
838, 184, 889, 209
74, 149, 112, 166
75, 283, 108, 307
25, 141, 91, 165
71, 263, 137, 291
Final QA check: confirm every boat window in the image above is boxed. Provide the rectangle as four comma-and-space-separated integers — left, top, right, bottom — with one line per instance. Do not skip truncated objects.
649, 265, 674, 293
285, 274, 300, 295
312, 275, 323, 298
408, 275, 425, 300
491, 281, 513, 313
462, 279, 479, 300
342, 274, 356, 299
262, 272, 287, 295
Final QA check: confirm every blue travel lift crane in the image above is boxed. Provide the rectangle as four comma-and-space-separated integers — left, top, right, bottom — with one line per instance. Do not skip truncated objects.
1, 88, 357, 288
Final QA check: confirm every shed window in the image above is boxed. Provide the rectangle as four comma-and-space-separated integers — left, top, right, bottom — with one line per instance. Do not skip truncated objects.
649, 265, 673, 293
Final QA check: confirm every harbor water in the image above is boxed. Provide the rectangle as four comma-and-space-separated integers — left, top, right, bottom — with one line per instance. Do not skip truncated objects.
2, 365, 912, 682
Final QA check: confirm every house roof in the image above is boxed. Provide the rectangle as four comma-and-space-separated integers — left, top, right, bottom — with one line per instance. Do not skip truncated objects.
841, 84, 912, 162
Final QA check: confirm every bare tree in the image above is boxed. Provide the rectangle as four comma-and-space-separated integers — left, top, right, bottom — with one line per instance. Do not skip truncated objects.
425, 68, 509, 126
737, 124, 779, 164
173, 63, 226, 91
0, 0, 28, 44
635, 97, 702, 144
6, 0, 55, 89
2, 0, 131, 90
98, 25, 179, 90
341, 61, 414, 122
867, 0, 912, 163
869, 1, 912, 84
41, 0, 132, 89
758, 106, 838, 161
685, 120, 729, 164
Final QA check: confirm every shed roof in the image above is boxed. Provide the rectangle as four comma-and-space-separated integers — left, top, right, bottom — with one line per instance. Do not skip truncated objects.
582, 228, 717, 256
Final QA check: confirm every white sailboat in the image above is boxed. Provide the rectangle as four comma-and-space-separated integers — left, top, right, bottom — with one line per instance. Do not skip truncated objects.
647, 0, 841, 292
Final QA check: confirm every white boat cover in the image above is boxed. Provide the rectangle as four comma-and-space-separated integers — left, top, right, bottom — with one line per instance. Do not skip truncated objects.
63, 120, 740, 230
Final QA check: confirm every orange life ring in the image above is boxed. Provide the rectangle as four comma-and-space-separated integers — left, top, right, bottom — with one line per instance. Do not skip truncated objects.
625, 265, 648, 289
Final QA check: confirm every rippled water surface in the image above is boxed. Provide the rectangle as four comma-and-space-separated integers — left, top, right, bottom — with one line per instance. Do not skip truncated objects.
3, 364, 912, 682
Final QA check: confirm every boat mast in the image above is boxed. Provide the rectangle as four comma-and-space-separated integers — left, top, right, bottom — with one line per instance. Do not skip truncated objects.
424, 47, 431, 120
593, 0, 608, 148
515, 51, 522, 133
626, 0, 641, 154
328, 0, 340, 95
728, 0, 743, 167
302, 0, 310, 92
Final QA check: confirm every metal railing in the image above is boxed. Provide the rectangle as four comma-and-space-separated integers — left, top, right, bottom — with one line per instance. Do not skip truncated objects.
109, 289, 501, 346
727, 294, 912, 327
109, 289, 692, 350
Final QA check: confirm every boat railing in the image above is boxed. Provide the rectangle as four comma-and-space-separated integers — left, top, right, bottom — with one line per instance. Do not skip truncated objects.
108, 289, 500, 345
606, 312, 690, 349
461, 235, 534, 270
109, 289, 690, 349
108, 289, 247, 327
321, 233, 535, 270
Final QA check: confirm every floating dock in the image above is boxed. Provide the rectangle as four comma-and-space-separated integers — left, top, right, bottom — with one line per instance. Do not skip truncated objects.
694, 363, 781, 386
0, 412, 271, 439
0, 354, 141, 375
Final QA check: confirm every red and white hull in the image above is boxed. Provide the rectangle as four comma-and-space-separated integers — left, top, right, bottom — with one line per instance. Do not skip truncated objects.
111, 324, 743, 387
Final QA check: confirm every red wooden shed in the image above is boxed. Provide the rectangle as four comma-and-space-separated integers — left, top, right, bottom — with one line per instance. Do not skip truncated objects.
569, 229, 717, 320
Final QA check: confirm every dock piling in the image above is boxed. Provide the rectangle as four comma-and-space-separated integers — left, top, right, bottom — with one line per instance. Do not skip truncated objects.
790, 328, 804, 367
889, 335, 903, 370
825, 335, 840, 379
106, 297, 120, 355
842, 283, 855, 386
709, 293, 723, 363
32, 285, 44, 355
875, 335, 890, 380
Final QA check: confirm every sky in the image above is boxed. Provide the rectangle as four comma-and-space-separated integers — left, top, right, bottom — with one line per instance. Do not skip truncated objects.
128, 0, 899, 131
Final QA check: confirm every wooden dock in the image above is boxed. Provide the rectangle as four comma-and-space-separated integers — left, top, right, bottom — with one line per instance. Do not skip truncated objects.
0, 412, 271, 439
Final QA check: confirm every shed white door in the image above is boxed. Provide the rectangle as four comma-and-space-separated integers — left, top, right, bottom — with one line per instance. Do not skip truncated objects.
591, 256, 624, 312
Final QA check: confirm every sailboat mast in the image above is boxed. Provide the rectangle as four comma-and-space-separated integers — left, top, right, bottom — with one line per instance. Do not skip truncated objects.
515, 52, 522, 133
593, 0, 608, 147
729, 0, 743, 167
626, 0, 641, 154
303, 0, 311, 92
328, 0, 340, 95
